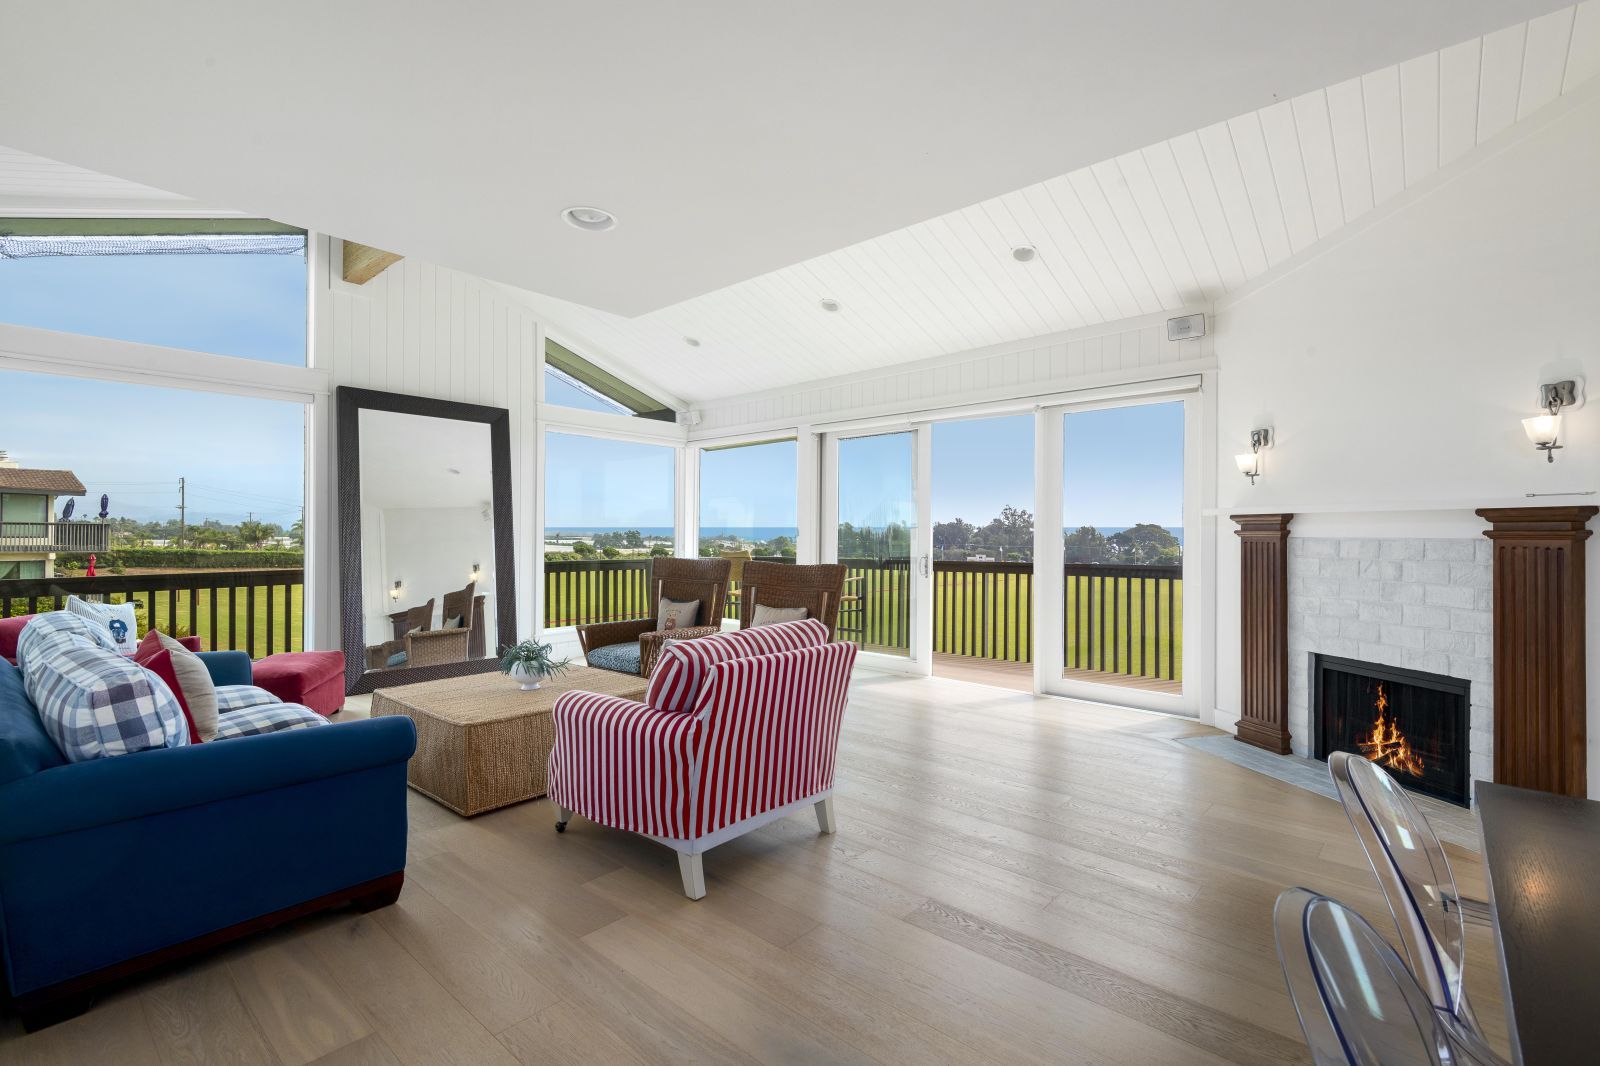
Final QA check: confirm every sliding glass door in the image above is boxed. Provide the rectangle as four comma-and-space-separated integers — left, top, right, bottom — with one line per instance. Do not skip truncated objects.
1040, 396, 1192, 712
825, 429, 928, 667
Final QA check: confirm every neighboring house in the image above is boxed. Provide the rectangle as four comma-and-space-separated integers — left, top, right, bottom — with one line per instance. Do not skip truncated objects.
0, 451, 105, 579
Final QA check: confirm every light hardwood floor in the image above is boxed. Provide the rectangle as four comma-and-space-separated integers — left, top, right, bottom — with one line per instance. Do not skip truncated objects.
0, 671, 1509, 1065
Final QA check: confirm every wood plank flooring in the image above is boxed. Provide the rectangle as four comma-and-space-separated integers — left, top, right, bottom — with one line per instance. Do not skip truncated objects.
0, 671, 1510, 1064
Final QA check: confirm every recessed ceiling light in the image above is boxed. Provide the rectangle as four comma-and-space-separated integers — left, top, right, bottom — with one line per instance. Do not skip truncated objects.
562, 205, 616, 232
684, 336, 701, 347
1012, 245, 1037, 262
819, 298, 841, 313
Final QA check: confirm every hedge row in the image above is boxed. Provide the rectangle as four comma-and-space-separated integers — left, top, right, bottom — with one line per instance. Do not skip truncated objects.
56, 548, 304, 570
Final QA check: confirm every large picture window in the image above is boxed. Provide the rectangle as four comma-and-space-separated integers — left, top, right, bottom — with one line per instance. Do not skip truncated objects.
0, 368, 306, 655
543, 431, 677, 629
0, 219, 308, 365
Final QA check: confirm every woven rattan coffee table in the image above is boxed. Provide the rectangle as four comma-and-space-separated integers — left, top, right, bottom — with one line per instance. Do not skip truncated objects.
370, 666, 646, 816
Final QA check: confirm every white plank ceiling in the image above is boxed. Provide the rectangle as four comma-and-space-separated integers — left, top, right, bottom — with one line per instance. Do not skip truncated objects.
522, 2, 1600, 405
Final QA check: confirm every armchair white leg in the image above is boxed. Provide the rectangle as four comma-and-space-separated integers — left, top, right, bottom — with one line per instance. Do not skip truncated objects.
678, 853, 706, 900
554, 806, 573, 833
814, 796, 837, 834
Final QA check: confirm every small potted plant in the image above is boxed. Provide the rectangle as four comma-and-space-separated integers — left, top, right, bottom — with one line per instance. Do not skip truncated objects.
498, 638, 571, 691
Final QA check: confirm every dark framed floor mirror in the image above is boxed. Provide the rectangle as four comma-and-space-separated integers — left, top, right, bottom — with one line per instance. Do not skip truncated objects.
336, 386, 516, 694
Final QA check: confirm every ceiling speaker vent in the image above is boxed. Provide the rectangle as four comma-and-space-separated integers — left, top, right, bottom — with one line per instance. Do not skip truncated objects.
1167, 313, 1206, 341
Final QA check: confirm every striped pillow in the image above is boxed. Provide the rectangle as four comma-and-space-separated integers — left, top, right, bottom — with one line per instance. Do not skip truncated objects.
645, 631, 746, 713
727, 618, 828, 657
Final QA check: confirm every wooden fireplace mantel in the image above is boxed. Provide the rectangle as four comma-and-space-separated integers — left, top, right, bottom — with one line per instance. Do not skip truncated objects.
1233, 513, 1294, 754
1477, 506, 1597, 796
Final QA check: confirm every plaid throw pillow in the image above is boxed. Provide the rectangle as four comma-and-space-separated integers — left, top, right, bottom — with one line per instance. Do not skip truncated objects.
18, 612, 190, 761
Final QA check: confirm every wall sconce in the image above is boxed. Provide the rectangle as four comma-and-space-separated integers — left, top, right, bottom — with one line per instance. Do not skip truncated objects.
1235, 428, 1272, 486
389, 580, 403, 601
470, 562, 482, 582
1524, 381, 1577, 463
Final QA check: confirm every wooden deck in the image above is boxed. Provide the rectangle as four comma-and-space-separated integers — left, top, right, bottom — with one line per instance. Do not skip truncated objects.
0, 674, 1508, 1064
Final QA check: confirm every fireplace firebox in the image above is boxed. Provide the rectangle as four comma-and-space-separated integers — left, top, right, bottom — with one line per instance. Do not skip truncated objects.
1311, 654, 1471, 807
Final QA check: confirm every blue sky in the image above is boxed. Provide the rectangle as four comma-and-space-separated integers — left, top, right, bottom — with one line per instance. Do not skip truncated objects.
0, 251, 309, 524
699, 440, 797, 532
545, 432, 676, 529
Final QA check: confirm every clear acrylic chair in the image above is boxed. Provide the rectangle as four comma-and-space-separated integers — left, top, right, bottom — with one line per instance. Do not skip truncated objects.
1328, 751, 1491, 1030
1274, 888, 1509, 1066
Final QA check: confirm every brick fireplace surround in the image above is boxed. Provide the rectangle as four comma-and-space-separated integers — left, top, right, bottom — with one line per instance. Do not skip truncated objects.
1233, 506, 1597, 799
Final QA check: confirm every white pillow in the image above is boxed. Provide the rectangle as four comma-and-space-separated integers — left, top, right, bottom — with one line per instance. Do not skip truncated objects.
65, 595, 140, 658
657, 598, 701, 631
751, 604, 809, 627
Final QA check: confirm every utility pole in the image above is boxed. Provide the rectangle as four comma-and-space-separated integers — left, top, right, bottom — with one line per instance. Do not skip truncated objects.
177, 477, 186, 548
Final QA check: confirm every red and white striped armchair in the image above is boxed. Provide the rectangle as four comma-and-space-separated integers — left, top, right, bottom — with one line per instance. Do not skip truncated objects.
547, 618, 856, 899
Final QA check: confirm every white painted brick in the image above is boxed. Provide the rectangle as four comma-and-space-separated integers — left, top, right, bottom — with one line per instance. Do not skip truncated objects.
1318, 637, 1358, 658
1474, 588, 1494, 611
1450, 609, 1491, 634
1475, 539, 1494, 564
1359, 560, 1403, 581
1339, 539, 1379, 559
1423, 540, 1476, 561
1423, 584, 1476, 609
1451, 655, 1492, 684
1320, 599, 1358, 619
1407, 651, 1452, 675
1449, 562, 1491, 587
1303, 577, 1340, 598
1357, 601, 1404, 623
1391, 583, 1425, 604
1308, 615, 1342, 636
1340, 619, 1380, 641
1379, 540, 1424, 561
1379, 624, 1426, 649
1402, 604, 1451, 629
1425, 629, 1477, 655
1321, 558, 1359, 580
1403, 560, 1451, 584
1358, 642, 1404, 666
1289, 557, 1320, 577
1299, 538, 1338, 558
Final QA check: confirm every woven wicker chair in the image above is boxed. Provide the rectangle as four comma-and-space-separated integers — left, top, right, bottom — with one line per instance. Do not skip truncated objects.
439, 581, 489, 659
366, 598, 438, 669
576, 557, 730, 677
738, 561, 847, 639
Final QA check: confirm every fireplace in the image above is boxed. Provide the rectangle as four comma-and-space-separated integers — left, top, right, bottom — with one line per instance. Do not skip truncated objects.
1311, 655, 1471, 807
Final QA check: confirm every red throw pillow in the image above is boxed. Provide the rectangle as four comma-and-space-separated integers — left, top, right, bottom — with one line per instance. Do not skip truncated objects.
135, 629, 165, 662
137, 647, 201, 745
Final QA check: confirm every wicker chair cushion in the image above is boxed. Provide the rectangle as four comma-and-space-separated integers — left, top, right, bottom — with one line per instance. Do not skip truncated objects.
585, 641, 642, 676
656, 598, 701, 631
751, 604, 808, 627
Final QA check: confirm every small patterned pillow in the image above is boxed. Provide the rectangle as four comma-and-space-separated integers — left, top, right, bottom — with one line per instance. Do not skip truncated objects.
751, 604, 808, 627
656, 598, 700, 631
65, 596, 140, 658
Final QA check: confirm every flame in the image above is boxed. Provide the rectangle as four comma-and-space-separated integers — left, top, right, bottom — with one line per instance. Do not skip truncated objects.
1356, 683, 1425, 777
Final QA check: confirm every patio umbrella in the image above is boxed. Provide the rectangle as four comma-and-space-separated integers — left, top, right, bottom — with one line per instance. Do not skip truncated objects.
60, 499, 75, 521
99, 494, 109, 519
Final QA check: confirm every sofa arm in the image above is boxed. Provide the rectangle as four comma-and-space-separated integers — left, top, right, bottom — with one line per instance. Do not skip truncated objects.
197, 649, 253, 688
549, 691, 700, 839
0, 716, 416, 845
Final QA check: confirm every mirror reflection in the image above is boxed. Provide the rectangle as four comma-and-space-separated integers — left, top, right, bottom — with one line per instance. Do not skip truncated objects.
357, 408, 496, 677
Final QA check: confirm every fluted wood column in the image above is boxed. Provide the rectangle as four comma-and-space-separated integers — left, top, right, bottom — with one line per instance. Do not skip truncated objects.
1234, 514, 1294, 754
1477, 506, 1597, 796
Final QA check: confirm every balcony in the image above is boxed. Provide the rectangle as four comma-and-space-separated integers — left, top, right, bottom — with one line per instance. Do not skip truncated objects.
0, 519, 110, 553
0, 568, 303, 658
545, 556, 1181, 693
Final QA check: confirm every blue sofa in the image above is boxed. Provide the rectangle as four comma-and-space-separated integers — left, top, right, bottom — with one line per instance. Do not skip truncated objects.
0, 649, 416, 1028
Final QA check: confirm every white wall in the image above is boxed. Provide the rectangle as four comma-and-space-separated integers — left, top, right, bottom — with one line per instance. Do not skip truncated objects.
372, 506, 495, 635
311, 247, 541, 649
1211, 87, 1600, 796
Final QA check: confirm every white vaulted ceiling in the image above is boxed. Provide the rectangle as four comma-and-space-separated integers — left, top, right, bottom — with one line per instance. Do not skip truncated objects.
0, 0, 1565, 316
520, 3, 1600, 403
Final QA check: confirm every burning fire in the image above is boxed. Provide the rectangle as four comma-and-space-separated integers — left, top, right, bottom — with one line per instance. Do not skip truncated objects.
1357, 684, 1425, 777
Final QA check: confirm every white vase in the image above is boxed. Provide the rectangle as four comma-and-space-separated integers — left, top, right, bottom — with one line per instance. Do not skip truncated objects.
508, 665, 542, 691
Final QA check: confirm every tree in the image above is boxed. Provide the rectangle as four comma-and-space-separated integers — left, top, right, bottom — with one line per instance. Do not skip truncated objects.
975, 505, 1033, 561
601, 545, 621, 558
570, 540, 595, 558
237, 520, 271, 549
289, 517, 305, 547
1107, 523, 1182, 565
933, 518, 976, 554
1062, 525, 1110, 563
649, 545, 672, 557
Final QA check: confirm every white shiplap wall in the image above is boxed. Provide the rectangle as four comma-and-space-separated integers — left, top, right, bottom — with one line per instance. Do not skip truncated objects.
316, 246, 541, 642
690, 312, 1214, 437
